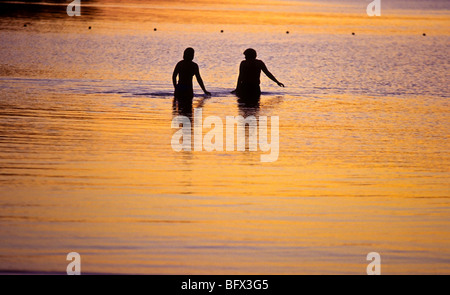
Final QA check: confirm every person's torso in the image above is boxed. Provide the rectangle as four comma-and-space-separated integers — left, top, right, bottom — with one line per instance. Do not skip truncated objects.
241, 60, 262, 85
177, 61, 197, 86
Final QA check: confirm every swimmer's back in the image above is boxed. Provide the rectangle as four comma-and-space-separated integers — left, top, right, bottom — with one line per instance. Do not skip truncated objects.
175, 60, 198, 86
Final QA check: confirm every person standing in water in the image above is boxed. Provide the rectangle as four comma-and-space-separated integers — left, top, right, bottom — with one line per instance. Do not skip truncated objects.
232, 48, 284, 103
172, 48, 211, 106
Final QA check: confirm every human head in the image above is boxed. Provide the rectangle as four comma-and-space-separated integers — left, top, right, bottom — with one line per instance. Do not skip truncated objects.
183, 47, 195, 61
243, 48, 257, 60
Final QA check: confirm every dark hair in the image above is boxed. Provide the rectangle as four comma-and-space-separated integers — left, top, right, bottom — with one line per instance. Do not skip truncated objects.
183, 47, 195, 61
244, 48, 257, 60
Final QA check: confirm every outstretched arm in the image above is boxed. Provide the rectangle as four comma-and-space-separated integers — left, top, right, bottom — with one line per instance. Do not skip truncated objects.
195, 65, 211, 96
261, 61, 284, 87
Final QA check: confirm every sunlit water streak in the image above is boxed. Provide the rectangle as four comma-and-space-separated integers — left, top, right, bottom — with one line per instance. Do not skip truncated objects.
0, 0, 449, 274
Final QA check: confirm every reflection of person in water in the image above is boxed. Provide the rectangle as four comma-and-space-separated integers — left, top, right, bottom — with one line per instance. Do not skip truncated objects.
172, 48, 211, 108
232, 48, 284, 104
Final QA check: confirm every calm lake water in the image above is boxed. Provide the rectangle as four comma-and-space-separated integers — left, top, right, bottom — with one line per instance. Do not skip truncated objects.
0, 0, 449, 274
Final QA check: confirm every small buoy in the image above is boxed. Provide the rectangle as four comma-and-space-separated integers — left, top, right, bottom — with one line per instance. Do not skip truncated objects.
352, 32, 355, 35
286, 31, 289, 34
423, 33, 426, 36
88, 26, 91, 30
154, 28, 157, 31
24, 24, 27, 27
220, 30, 224, 33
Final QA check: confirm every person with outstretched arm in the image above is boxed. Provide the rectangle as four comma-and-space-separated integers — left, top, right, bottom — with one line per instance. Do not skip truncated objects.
232, 48, 284, 103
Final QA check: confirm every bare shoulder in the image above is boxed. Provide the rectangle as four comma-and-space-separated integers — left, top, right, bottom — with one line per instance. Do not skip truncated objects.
192, 62, 200, 73
175, 60, 184, 68
257, 59, 268, 69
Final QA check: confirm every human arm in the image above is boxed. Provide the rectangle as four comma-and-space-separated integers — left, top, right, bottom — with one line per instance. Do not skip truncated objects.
231, 62, 244, 94
261, 61, 284, 87
172, 63, 179, 89
194, 64, 211, 96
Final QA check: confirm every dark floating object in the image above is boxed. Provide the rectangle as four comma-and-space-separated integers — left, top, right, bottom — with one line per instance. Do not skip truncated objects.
352, 32, 355, 35
24, 24, 27, 27
88, 26, 91, 30
220, 30, 224, 33
154, 28, 157, 31
286, 31, 289, 34
423, 33, 426, 36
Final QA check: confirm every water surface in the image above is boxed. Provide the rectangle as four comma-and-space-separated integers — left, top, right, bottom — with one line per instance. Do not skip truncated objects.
0, 0, 449, 274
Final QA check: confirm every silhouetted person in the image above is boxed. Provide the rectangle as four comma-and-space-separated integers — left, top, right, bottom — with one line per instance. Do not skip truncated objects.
172, 48, 211, 109
232, 48, 284, 104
